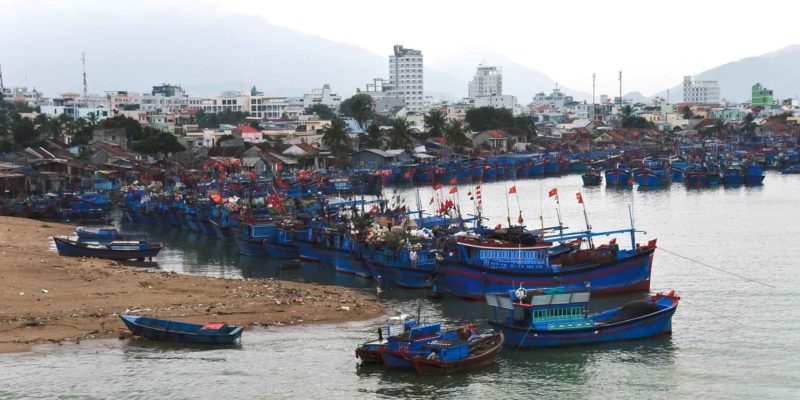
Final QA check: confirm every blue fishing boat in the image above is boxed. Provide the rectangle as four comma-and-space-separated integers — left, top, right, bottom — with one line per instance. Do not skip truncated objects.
435, 227, 657, 299
605, 164, 632, 187
411, 332, 504, 375
368, 245, 439, 288
581, 168, 603, 186
722, 162, 744, 185
236, 217, 277, 256
53, 236, 162, 260
485, 287, 679, 348
119, 314, 243, 344
378, 321, 476, 370
263, 222, 303, 259
75, 226, 119, 240
744, 164, 764, 185
782, 164, 800, 174
634, 159, 671, 188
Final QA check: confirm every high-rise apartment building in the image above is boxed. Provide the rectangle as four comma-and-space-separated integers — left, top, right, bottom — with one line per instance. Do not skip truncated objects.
389, 45, 424, 114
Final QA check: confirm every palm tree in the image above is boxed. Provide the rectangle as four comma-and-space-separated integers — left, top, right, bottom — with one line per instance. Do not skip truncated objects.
322, 118, 352, 167
621, 105, 633, 119
713, 118, 725, 140
364, 123, 383, 149
388, 117, 413, 150
86, 112, 99, 127
444, 120, 470, 148
424, 109, 446, 138
743, 113, 756, 139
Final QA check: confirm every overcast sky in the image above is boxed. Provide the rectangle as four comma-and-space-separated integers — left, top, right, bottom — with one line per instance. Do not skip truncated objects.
4, 0, 799, 96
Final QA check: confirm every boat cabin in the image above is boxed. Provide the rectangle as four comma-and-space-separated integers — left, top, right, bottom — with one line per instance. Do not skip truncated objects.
420, 340, 469, 362
486, 287, 595, 331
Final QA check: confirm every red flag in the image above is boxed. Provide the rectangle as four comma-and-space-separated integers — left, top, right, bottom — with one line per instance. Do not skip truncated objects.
627, 176, 634, 185
517, 212, 524, 224
495, 224, 502, 230
548, 188, 558, 197
449, 177, 458, 185
449, 186, 458, 194
576, 192, 584, 204
429, 197, 435, 205
277, 163, 283, 172
404, 171, 412, 179
382, 170, 391, 177
432, 183, 443, 191
508, 186, 517, 194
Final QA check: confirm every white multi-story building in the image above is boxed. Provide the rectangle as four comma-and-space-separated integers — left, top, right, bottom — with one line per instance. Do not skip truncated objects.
303, 84, 342, 109
468, 64, 502, 98
389, 45, 424, 114
250, 96, 304, 120
682, 76, 720, 104
473, 95, 518, 114
200, 91, 251, 114
531, 87, 574, 111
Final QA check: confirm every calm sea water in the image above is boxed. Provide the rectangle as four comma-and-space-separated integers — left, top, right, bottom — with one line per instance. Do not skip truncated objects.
2, 172, 799, 399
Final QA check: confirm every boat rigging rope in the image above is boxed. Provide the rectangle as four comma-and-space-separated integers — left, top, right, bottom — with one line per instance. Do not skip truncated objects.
657, 247, 775, 288
678, 298, 743, 326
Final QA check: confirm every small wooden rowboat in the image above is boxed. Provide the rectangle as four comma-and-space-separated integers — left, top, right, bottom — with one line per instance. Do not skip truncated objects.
412, 332, 504, 375
119, 314, 244, 345
53, 236, 162, 260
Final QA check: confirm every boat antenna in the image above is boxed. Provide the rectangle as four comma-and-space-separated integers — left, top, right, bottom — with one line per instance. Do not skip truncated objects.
577, 191, 593, 249
416, 298, 422, 324
502, 180, 512, 227
628, 204, 636, 250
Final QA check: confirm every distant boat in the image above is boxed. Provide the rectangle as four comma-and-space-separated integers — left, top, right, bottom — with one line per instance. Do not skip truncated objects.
411, 332, 504, 375
782, 164, 800, 174
53, 236, 162, 260
119, 314, 243, 344
581, 168, 603, 186
486, 287, 679, 348
75, 226, 119, 240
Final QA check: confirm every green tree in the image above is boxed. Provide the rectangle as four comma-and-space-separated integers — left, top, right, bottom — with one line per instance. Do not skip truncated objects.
682, 106, 693, 120
364, 123, 383, 149
86, 112, 99, 127
464, 106, 513, 131
12, 117, 37, 148
132, 129, 185, 158
424, 109, 446, 138
307, 104, 337, 120
322, 118, 352, 167
387, 118, 413, 150
98, 115, 144, 141
444, 120, 470, 148
743, 113, 756, 138
339, 93, 373, 129
512, 116, 537, 142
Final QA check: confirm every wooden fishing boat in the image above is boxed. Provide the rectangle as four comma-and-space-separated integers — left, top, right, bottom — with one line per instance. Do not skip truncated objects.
53, 236, 162, 260
581, 168, 602, 186
485, 287, 679, 348
412, 332, 504, 375
119, 314, 243, 344
75, 226, 119, 240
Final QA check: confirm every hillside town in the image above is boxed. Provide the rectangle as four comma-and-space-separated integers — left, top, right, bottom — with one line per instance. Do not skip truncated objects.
1, 44, 799, 196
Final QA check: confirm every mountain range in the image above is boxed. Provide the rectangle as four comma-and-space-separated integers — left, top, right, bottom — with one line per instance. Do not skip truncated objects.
0, 6, 796, 105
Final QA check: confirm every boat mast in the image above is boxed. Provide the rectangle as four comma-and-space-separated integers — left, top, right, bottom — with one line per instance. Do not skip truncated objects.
628, 204, 636, 250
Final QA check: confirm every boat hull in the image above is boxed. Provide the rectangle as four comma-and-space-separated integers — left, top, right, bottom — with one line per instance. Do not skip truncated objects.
54, 237, 161, 260
489, 302, 676, 348
119, 315, 243, 345
436, 250, 654, 299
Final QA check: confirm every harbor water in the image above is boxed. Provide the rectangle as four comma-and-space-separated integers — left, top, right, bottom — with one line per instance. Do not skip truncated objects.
2, 172, 799, 399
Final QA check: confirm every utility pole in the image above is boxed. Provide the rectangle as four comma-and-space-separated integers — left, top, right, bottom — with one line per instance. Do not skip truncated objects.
618, 70, 623, 109
82, 52, 88, 101
0, 63, 4, 92
592, 72, 596, 119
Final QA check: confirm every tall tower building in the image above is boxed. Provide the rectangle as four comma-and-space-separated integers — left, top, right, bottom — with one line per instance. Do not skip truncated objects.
389, 45, 424, 114
468, 64, 502, 98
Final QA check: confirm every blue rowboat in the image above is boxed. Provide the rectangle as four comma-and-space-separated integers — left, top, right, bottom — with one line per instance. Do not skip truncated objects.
75, 226, 119, 240
435, 231, 656, 299
53, 236, 162, 260
379, 321, 478, 370
119, 314, 243, 344
486, 288, 679, 348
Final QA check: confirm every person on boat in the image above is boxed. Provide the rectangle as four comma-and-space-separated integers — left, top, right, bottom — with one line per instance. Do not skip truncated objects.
410, 249, 418, 269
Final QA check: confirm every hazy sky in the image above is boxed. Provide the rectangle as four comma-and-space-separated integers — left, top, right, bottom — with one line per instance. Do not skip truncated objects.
3, 0, 799, 96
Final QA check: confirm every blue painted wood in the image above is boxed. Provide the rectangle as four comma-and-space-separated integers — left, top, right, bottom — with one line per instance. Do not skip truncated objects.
119, 314, 243, 345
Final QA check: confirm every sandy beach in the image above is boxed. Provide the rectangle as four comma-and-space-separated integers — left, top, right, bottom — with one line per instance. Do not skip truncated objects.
0, 216, 384, 353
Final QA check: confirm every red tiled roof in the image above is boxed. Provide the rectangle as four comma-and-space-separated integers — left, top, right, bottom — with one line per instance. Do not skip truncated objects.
237, 125, 260, 134
486, 130, 507, 138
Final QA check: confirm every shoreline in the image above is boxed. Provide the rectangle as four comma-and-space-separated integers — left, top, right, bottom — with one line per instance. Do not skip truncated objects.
0, 216, 385, 354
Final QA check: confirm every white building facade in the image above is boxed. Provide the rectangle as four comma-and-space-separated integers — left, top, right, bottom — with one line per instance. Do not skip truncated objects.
389, 45, 424, 114
302, 84, 342, 109
682, 76, 720, 104
468, 64, 502, 98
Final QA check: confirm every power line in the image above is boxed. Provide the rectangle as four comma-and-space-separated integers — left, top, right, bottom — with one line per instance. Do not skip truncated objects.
657, 247, 775, 288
